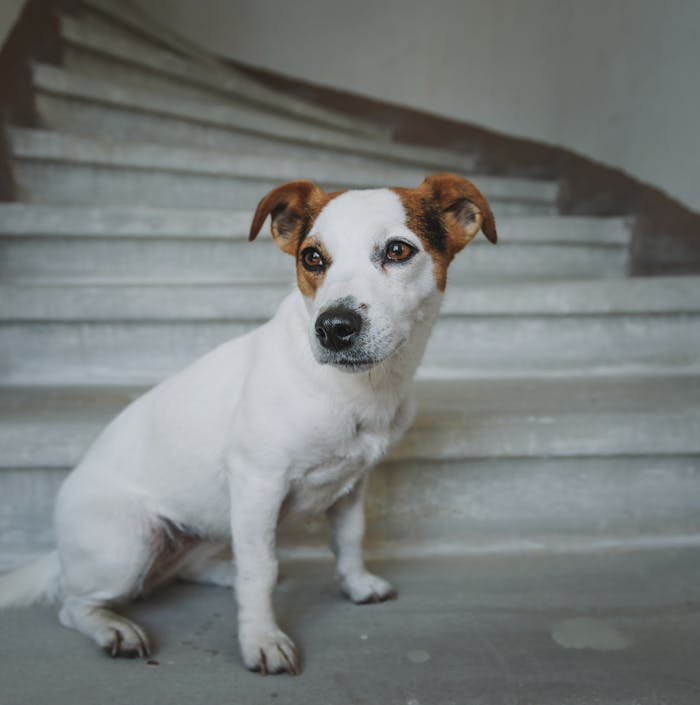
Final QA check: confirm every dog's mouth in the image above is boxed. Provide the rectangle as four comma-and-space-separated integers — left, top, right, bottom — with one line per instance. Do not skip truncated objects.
330, 357, 380, 372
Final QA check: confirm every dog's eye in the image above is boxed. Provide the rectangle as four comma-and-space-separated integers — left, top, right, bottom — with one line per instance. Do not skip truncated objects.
300, 247, 326, 272
384, 240, 416, 263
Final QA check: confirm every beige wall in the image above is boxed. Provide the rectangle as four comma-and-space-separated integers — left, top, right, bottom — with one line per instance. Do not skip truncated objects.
0, 0, 23, 47
143, 0, 700, 212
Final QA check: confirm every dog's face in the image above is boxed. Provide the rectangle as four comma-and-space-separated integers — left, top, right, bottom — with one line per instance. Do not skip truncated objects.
249, 173, 497, 372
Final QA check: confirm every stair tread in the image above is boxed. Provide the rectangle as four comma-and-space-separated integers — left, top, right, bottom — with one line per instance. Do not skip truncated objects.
32, 63, 478, 174
1, 375, 698, 470
8, 128, 559, 202
0, 203, 630, 245
1, 277, 697, 321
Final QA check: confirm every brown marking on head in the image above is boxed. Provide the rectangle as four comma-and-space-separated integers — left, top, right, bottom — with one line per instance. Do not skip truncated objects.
295, 235, 333, 297
393, 173, 497, 290
249, 180, 345, 297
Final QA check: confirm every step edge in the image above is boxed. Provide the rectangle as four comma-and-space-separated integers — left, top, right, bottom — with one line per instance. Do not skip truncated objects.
4, 532, 700, 572
1, 277, 698, 319
0, 204, 631, 244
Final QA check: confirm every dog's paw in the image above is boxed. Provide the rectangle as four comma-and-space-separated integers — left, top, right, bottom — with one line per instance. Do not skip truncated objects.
239, 627, 300, 675
60, 601, 151, 658
339, 571, 398, 605
99, 618, 151, 658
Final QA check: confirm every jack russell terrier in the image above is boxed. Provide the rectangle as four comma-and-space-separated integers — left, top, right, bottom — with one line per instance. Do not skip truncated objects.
0, 173, 496, 675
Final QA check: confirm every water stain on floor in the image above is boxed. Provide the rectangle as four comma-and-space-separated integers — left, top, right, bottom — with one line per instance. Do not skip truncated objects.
405, 649, 431, 664
551, 617, 631, 651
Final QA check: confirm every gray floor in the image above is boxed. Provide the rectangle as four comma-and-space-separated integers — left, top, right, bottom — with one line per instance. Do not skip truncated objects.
1, 548, 699, 705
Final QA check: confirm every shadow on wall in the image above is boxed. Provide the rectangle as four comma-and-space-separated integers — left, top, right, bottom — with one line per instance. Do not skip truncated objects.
237, 58, 700, 277
0, 0, 77, 201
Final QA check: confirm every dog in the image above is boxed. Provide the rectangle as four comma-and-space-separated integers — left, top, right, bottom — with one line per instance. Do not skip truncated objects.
0, 173, 496, 675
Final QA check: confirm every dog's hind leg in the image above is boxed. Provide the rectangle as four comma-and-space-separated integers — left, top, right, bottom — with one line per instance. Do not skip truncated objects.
55, 499, 187, 658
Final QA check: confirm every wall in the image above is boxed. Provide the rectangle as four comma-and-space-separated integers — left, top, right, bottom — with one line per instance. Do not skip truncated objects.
142, 0, 700, 213
0, 0, 23, 47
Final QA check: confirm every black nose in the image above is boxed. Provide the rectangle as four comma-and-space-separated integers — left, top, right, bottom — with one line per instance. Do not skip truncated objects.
315, 306, 363, 352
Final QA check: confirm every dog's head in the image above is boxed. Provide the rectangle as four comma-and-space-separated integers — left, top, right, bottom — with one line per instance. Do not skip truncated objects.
249, 173, 497, 372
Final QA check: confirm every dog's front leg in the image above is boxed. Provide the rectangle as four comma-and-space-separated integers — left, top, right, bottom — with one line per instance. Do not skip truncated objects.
327, 475, 397, 604
229, 471, 299, 675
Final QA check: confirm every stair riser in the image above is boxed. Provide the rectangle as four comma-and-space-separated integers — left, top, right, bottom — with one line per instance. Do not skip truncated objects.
424, 313, 700, 375
11, 162, 557, 215
363, 456, 700, 553
36, 93, 347, 161
2, 314, 697, 385
63, 44, 236, 106
0, 237, 628, 283
12, 161, 298, 210
2, 456, 698, 562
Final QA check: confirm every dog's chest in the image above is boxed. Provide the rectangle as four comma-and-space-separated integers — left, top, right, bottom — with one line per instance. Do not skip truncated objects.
283, 410, 395, 519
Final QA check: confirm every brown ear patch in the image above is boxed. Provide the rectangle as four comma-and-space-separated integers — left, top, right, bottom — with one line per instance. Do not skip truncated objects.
393, 174, 497, 291
249, 180, 342, 256
423, 173, 497, 248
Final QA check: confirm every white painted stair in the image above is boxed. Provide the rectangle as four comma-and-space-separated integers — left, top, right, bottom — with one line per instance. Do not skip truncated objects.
0, 0, 698, 568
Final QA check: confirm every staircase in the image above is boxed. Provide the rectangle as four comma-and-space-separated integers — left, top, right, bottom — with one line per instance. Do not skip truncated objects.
1, 0, 699, 571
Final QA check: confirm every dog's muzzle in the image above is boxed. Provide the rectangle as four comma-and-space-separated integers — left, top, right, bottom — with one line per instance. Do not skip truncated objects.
314, 306, 363, 352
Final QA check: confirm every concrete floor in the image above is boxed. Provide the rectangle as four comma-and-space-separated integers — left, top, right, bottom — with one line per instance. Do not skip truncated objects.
1, 547, 699, 705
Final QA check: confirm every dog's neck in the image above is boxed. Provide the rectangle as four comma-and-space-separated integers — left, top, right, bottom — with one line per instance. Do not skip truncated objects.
282, 289, 442, 402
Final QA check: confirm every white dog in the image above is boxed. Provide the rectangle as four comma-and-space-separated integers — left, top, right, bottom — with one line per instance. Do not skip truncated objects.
0, 173, 496, 675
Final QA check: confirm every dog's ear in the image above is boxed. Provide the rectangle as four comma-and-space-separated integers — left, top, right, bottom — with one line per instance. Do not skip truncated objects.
422, 173, 497, 254
249, 180, 327, 255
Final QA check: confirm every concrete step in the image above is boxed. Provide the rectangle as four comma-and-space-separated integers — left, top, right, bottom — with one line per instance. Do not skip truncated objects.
1, 376, 698, 559
59, 12, 385, 139
8, 128, 557, 214
0, 204, 631, 283
32, 63, 477, 174
0, 277, 697, 385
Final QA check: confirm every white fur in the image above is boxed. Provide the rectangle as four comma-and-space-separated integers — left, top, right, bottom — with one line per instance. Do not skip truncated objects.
0, 188, 444, 673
